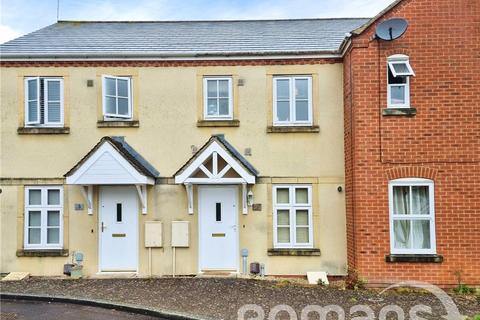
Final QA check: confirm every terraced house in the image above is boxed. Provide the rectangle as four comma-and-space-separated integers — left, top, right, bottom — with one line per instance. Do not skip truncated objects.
1, 0, 478, 286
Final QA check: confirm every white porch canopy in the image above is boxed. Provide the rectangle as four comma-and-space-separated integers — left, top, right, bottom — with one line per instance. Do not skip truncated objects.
65, 137, 159, 214
174, 134, 258, 214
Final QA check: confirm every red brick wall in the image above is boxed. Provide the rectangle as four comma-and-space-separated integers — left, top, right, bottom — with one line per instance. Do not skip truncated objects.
0, 58, 340, 68
344, 0, 480, 286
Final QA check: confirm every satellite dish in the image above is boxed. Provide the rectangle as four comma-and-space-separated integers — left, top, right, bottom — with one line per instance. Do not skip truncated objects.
375, 18, 408, 41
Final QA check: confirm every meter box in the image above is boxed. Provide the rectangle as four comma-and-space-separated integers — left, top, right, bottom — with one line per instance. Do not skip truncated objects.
171, 221, 189, 247
145, 221, 163, 247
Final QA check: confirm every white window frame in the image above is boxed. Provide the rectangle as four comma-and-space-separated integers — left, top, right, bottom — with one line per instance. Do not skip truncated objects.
24, 77, 64, 127
273, 76, 312, 127
387, 77, 410, 108
388, 60, 415, 77
273, 185, 313, 249
24, 186, 64, 250
388, 178, 436, 255
203, 77, 233, 120
102, 75, 133, 120
387, 55, 414, 108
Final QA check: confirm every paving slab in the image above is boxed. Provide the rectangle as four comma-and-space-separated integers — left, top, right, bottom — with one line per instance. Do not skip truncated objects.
306, 271, 329, 285
1, 272, 30, 281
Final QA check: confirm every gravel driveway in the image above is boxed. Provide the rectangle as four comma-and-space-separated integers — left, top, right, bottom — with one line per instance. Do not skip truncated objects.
1, 277, 479, 319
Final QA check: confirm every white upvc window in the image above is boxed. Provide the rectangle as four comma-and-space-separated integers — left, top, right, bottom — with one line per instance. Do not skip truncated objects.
388, 178, 436, 255
24, 77, 64, 127
387, 54, 415, 108
24, 186, 63, 250
203, 77, 233, 120
273, 76, 312, 126
102, 75, 132, 119
273, 185, 313, 248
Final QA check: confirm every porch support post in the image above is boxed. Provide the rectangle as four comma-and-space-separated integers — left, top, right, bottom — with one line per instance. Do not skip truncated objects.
81, 185, 93, 215
135, 185, 148, 214
212, 152, 218, 176
185, 183, 194, 214
242, 183, 247, 214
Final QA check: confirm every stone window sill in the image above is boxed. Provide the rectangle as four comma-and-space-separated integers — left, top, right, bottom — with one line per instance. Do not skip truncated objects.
97, 120, 139, 128
382, 107, 417, 116
268, 248, 321, 256
197, 120, 240, 127
267, 125, 320, 133
385, 254, 443, 263
17, 249, 69, 257
18, 127, 70, 135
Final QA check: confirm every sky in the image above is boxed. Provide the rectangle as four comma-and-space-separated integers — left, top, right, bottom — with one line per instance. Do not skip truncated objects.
0, 0, 396, 44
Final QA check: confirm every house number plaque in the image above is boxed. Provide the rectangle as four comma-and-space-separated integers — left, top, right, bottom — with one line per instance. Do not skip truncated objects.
252, 203, 262, 211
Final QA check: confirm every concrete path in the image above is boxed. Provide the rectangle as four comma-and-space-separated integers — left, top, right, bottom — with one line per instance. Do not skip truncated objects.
0, 299, 162, 320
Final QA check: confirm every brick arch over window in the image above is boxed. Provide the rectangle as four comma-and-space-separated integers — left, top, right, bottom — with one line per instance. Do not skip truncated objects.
385, 166, 438, 181
383, 48, 411, 58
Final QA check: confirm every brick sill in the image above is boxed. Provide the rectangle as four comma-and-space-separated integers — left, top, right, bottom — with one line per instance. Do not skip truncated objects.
18, 127, 70, 135
97, 120, 139, 128
197, 120, 240, 127
268, 248, 321, 256
267, 126, 320, 133
382, 107, 417, 116
385, 254, 443, 263
17, 249, 69, 257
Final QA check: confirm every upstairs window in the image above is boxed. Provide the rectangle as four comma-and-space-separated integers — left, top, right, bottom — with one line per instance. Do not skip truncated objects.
24, 77, 64, 127
273, 185, 313, 248
102, 75, 132, 120
273, 76, 312, 126
387, 55, 415, 108
389, 178, 436, 254
24, 186, 63, 250
203, 77, 233, 120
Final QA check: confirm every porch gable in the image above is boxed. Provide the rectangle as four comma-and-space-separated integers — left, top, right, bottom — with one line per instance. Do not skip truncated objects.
174, 134, 257, 185
65, 136, 158, 185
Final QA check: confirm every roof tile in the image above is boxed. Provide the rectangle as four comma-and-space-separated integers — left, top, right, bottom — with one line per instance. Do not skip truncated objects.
0, 19, 369, 58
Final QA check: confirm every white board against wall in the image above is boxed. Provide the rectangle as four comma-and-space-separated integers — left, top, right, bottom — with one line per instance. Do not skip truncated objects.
145, 221, 163, 248
171, 221, 189, 247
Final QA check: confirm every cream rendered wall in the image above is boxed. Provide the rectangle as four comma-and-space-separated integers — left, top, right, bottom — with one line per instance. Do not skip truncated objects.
0, 186, 19, 273
0, 63, 346, 277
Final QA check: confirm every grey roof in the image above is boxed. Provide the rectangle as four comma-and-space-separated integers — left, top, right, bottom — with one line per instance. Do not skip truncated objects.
174, 134, 259, 178
65, 136, 160, 178
110, 136, 160, 177
0, 19, 369, 59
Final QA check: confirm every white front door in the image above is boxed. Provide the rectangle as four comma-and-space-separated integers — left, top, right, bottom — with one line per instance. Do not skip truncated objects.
99, 186, 138, 272
199, 186, 238, 272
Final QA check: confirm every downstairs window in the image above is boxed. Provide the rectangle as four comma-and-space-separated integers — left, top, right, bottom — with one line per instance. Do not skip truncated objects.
273, 185, 313, 248
24, 186, 63, 250
389, 178, 436, 254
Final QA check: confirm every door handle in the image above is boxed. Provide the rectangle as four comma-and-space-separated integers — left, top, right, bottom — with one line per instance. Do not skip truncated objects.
101, 222, 106, 232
